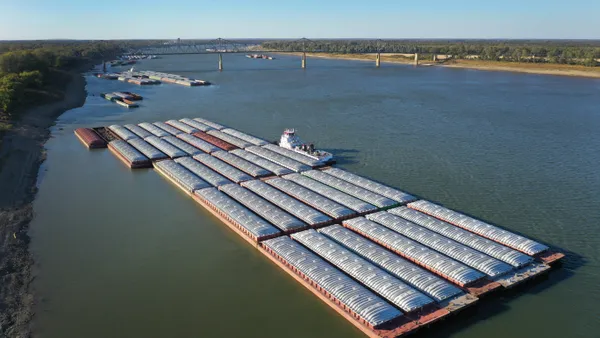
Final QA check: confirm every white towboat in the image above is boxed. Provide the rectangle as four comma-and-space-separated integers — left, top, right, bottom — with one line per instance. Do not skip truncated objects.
279, 129, 333, 163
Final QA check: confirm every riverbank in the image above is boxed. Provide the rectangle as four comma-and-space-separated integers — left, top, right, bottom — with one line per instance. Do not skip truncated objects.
279, 52, 600, 78
0, 70, 87, 337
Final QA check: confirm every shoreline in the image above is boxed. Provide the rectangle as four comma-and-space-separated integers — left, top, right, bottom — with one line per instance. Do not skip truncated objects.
0, 69, 88, 337
276, 52, 600, 79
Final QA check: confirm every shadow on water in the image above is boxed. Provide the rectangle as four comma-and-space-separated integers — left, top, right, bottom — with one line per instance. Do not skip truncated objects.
323, 148, 360, 166
413, 260, 579, 338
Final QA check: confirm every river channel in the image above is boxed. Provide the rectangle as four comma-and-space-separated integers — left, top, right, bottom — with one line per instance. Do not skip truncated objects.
29, 54, 600, 338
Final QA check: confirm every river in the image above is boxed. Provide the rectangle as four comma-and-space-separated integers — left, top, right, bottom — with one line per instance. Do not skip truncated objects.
29, 54, 600, 338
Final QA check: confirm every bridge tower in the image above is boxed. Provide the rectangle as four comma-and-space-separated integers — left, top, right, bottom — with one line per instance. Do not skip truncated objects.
218, 53, 223, 71
301, 52, 307, 69
375, 39, 382, 68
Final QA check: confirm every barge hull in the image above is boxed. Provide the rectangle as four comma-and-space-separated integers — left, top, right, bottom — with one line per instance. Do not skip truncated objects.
260, 243, 453, 337
107, 143, 151, 169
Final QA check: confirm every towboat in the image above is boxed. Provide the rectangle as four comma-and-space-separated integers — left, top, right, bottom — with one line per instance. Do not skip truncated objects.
279, 129, 333, 162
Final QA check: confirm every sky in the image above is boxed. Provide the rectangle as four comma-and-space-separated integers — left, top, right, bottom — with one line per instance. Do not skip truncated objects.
1, 0, 599, 40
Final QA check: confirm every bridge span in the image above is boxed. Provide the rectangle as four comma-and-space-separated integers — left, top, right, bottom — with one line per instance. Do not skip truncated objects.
119, 38, 426, 70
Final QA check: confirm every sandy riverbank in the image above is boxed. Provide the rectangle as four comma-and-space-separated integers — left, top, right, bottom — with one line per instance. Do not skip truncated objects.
277, 52, 600, 78
0, 71, 87, 337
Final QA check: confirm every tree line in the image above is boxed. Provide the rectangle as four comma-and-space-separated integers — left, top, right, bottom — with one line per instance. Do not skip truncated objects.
0, 41, 135, 120
261, 40, 600, 66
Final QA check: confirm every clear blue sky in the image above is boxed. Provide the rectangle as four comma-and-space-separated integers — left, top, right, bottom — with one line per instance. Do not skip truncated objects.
1, 0, 598, 40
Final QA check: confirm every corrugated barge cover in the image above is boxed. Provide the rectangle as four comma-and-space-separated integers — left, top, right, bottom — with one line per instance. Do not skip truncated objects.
176, 133, 220, 154
192, 131, 237, 151
138, 122, 170, 138
408, 200, 549, 256
302, 170, 397, 209
285, 174, 377, 214
389, 207, 533, 268
207, 130, 253, 149
219, 184, 307, 233
263, 144, 322, 167
323, 168, 416, 204
195, 188, 281, 240
108, 125, 138, 141
367, 212, 513, 278
246, 146, 311, 173
124, 124, 152, 139
344, 217, 485, 286
319, 225, 464, 302
193, 117, 225, 130
108, 140, 148, 165
265, 178, 356, 220
241, 180, 332, 226
127, 138, 168, 161
174, 157, 232, 187
212, 151, 272, 177
193, 153, 253, 183
222, 128, 268, 146
153, 121, 183, 136
161, 136, 203, 156
292, 229, 435, 313
230, 149, 293, 176
165, 119, 199, 134
179, 118, 214, 132
262, 236, 403, 327
144, 136, 187, 159
154, 160, 211, 192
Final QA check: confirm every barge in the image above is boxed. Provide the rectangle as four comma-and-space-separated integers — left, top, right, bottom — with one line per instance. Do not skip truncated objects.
212, 151, 272, 178
219, 184, 308, 234
241, 180, 333, 228
176, 133, 220, 154
321, 167, 416, 204
221, 128, 269, 146
192, 187, 281, 243
265, 177, 357, 221
302, 170, 399, 209
74, 128, 106, 149
207, 130, 253, 149
175, 157, 232, 187
192, 131, 237, 151
165, 120, 199, 134
179, 118, 214, 132
193, 153, 253, 183
230, 149, 294, 176
246, 146, 311, 173
284, 173, 378, 214
153, 159, 211, 196
107, 140, 152, 169
76, 115, 565, 337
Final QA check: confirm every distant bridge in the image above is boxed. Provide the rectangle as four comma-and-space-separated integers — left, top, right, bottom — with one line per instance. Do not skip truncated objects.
119, 38, 424, 70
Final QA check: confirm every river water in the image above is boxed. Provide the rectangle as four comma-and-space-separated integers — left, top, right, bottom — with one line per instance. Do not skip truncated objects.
29, 54, 600, 338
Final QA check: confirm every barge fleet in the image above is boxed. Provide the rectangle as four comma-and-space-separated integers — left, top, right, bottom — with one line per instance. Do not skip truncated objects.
75, 116, 565, 338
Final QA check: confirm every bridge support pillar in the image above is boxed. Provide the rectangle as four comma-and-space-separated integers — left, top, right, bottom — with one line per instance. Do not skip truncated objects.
301, 52, 306, 69
218, 53, 223, 71
102, 61, 107, 73
433, 54, 437, 62
376, 53, 381, 68
414, 53, 419, 66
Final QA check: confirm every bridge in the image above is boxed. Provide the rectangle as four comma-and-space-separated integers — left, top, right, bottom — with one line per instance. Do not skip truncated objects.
119, 38, 424, 70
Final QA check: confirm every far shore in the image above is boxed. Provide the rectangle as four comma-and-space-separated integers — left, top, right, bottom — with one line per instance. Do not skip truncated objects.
275, 52, 600, 79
